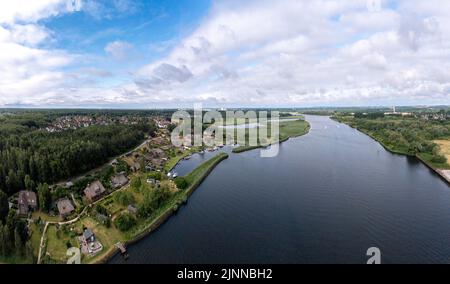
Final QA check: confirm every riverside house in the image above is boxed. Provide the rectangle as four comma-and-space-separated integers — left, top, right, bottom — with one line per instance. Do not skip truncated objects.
84, 181, 106, 203
18, 191, 38, 216
111, 173, 129, 189
79, 228, 103, 256
56, 198, 75, 219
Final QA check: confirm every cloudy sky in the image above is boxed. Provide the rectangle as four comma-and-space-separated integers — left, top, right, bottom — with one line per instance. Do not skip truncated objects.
1, 0, 449, 108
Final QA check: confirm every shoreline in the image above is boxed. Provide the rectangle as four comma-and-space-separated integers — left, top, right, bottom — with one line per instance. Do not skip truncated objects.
90, 153, 229, 264
90, 119, 310, 264
334, 118, 450, 186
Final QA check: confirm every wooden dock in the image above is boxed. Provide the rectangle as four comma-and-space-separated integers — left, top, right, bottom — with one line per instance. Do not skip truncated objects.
115, 242, 127, 254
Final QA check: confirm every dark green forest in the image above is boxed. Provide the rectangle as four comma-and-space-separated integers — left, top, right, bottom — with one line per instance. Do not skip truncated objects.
0, 110, 160, 195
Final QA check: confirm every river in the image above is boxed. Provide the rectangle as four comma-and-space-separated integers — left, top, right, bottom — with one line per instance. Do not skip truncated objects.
110, 115, 450, 264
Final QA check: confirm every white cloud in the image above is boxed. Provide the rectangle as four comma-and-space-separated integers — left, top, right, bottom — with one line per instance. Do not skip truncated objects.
105, 40, 134, 60
130, 0, 450, 107
0, 0, 66, 24
1, 0, 450, 107
0, 0, 75, 106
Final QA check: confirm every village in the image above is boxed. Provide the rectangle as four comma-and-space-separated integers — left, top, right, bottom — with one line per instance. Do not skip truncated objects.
6, 116, 213, 263
45, 115, 153, 133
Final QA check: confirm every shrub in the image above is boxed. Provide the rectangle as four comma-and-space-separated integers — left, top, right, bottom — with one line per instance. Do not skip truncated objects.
174, 177, 188, 189
114, 213, 136, 232
114, 191, 135, 206
431, 154, 447, 164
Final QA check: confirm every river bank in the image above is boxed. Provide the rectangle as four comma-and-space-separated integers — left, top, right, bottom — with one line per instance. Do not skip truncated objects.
108, 115, 450, 264
333, 117, 450, 186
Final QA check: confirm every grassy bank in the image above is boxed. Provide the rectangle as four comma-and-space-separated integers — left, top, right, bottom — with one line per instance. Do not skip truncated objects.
232, 119, 310, 153
332, 115, 450, 172
184, 153, 229, 193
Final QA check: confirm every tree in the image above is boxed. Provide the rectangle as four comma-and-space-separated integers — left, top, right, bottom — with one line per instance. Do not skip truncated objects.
0, 223, 4, 256
174, 177, 188, 190
37, 183, 51, 212
130, 177, 142, 190
24, 175, 34, 191
114, 213, 136, 232
14, 228, 23, 256
137, 191, 155, 218
114, 191, 135, 206
0, 223, 12, 256
0, 190, 9, 222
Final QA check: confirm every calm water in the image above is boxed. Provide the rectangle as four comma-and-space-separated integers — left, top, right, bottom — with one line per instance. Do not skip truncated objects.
110, 115, 450, 264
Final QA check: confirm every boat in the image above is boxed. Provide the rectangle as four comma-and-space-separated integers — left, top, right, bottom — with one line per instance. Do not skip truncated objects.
173, 173, 178, 178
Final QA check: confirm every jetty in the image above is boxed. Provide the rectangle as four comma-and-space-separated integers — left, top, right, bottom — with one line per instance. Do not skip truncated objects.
115, 242, 129, 259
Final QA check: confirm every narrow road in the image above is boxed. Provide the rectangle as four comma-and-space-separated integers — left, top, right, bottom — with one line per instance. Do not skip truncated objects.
37, 222, 49, 264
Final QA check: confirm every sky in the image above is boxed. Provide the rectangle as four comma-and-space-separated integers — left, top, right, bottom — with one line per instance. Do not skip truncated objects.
0, 0, 449, 108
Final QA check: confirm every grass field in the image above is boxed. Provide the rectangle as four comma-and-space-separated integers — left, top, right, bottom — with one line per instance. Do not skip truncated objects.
435, 140, 450, 163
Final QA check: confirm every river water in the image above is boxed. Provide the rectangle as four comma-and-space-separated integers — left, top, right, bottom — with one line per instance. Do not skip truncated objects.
110, 115, 450, 264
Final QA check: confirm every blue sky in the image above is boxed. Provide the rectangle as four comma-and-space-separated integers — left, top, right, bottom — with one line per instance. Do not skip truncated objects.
0, 0, 449, 108
44, 0, 211, 88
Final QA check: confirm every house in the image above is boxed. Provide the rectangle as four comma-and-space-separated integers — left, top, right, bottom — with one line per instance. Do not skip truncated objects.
148, 148, 167, 159
18, 191, 38, 216
111, 159, 119, 166
84, 181, 106, 203
56, 198, 75, 219
83, 229, 95, 243
128, 205, 137, 214
151, 158, 165, 168
131, 162, 141, 172
111, 173, 129, 189
79, 228, 103, 255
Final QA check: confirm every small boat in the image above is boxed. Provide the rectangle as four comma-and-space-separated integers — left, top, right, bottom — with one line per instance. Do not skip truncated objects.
199, 150, 205, 154
172, 173, 178, 178
167, 172, 172, 177
184, 155, 192, 160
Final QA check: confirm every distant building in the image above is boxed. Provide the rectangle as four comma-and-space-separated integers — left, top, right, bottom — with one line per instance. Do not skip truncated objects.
56, 198, 75, 219
66, 181, 74, 188
84, 181, 106, 203
111, 173, 129, 189
18, 191, 38, 216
